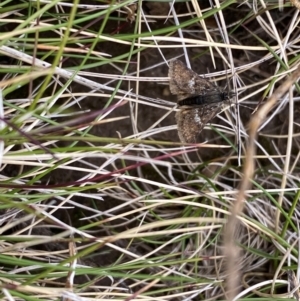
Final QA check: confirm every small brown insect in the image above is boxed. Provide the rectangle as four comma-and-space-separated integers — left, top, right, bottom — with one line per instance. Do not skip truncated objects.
169, 59, 233, 143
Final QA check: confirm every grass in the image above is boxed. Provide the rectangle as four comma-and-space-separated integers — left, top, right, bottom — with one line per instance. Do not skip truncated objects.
0, 0, 299, 300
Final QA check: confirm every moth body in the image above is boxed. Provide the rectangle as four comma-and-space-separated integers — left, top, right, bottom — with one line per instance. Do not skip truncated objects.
168, 59, 234, 143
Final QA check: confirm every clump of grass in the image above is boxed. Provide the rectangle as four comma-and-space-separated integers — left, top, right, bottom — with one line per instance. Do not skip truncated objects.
0, 1, 299, 300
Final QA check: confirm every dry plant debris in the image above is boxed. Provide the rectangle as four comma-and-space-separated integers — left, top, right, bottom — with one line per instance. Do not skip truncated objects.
0, 1, 299, 301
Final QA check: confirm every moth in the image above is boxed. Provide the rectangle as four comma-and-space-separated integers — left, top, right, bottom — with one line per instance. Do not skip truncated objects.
169, 59, 234, 143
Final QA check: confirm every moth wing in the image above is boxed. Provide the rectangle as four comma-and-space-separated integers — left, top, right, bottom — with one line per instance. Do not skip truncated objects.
169, 60, 215, 99
175, 104, 223, 143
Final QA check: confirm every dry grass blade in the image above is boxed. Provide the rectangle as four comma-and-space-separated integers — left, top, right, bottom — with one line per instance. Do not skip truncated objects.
225, 65, 300, 301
